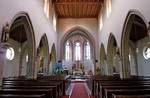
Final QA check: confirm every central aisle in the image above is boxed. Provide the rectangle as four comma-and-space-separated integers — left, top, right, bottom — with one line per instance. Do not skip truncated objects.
71, 82, 89, 98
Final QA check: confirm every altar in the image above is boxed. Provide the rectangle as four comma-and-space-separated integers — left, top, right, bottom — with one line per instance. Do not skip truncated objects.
62, 59, 94, 76
73, 69, 83, 75
72, 61, 84, 75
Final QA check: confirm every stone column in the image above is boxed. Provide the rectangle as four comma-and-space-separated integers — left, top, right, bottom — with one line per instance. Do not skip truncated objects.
0, 43, 7, 87
33, 57, 38, 79
43, 65, 48, 76
26, 47, 35, 79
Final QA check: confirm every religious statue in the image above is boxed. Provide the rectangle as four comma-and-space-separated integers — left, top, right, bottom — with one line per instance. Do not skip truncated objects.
1, 23, 9, 43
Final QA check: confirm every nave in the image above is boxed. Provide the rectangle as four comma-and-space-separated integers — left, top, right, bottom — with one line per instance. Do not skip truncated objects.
1, 0, 150, 98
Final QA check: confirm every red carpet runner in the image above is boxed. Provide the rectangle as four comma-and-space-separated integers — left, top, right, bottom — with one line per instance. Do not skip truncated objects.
71, 82, 89, 98
61, 82, 95, 98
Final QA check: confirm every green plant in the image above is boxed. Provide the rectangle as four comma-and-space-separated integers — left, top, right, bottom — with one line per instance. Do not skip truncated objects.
53, 68, 64, 75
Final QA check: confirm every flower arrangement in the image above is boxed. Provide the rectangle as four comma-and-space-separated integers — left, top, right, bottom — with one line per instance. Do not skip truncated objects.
53, 68, 64, 75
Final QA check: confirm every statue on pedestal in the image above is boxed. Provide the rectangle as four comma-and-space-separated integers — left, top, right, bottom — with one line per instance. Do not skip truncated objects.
1, 23, 9, 43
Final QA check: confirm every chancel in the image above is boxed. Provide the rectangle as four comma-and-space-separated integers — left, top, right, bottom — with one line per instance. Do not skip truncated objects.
1, 0, 150, 98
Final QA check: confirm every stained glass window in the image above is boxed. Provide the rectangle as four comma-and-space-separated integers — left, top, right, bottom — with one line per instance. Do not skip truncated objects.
65, 42, 71, 60
75, 42, 81, 61
85, 42, 91, 60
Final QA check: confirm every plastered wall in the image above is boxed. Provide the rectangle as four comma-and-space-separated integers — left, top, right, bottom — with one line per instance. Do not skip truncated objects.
57, 18, 99, 61
0, 0, 57, 53
98, 0, 150, 76
0, 0, 57, 77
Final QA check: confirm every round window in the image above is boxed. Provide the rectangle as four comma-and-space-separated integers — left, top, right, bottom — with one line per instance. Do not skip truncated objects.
6, 47, 15, 60
143, 47, 150, 60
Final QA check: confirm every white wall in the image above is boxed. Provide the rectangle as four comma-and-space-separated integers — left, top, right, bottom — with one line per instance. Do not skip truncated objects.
1, 0, 150, 77
98, 0, 150, 53
137, 37, 150, 76
98, 0, 150, 76
0, 0, 57, 77
0, 43, 7, 86
57, 18, 99, 60
3, 39, 20, 77
0, 0, 57, 53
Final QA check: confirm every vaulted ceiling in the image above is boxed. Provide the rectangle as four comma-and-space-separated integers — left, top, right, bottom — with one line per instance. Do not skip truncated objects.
10, 25, 27, 43
52, 0, 104, 18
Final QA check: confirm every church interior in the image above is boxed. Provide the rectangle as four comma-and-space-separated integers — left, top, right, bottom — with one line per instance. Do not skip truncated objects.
0, 0, 150, 98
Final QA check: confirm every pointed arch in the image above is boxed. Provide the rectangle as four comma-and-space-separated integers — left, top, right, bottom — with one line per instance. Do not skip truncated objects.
107, 33, 118, 75
100, 43, 107, 75
60, 26, 96, 60
37, 33, 49, 75
51, 43, 56, 63
2, 12, 36, 78
84, 41, 91, 60
65, 40, 73, 61
121, 10, 147, 78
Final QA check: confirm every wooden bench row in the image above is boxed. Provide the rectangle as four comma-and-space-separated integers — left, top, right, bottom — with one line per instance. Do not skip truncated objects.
112, 94, 150, 98
1, 76, 67, 98
92, 75, 150, 98
0, 94, 46, 98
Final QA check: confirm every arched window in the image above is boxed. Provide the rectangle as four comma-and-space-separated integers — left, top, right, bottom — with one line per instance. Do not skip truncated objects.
106, 0, 112, 18
85, 42, 91, 60
44, 0, 50, 18
75, 42, 81, 61
99, 15, 103, 31
53, 12, 56, 32
65, 42, 71, 60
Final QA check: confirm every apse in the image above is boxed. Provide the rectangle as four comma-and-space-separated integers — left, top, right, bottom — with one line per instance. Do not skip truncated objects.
62, 30, 94, 76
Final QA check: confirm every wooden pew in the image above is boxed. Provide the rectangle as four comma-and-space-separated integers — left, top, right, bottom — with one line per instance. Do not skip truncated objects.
100, 85, 150, 98
2, 85, 57, 98
92, 76, 150, 98
93, 78, 150, 97
0, 94, 46, 98
37, 75, 67, 95
0, 89, 53, 98
2, 82, 59, 98
3, 77, 65, 98
112, 94, 150, 98
92, 75, 121, 96
3, 77, 64, 96
105, 89, 150, 98
96, 82, 150, 98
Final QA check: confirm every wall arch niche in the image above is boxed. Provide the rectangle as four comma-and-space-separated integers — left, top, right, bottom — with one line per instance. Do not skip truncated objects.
37, 34, 49, 76
60, 27, 96, 75
2, 12, 36, 78
121, 10, 148, 78
107, 33, 122, 77
100, 43, 108, 75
